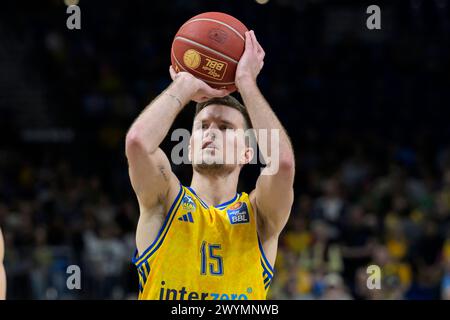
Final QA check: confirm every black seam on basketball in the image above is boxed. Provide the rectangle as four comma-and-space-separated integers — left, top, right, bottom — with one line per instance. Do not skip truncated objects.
179, 18, 245, 42
174, 36, 239, 64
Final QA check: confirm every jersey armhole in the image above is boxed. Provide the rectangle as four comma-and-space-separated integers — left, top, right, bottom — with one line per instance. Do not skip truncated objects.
258, 235, 274, 291
132, 183, 185, 268
246, 195, 275, 290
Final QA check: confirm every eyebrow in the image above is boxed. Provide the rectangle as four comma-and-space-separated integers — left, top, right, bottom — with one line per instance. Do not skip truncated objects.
219, 120, 235, 127
195, 119, 236, 127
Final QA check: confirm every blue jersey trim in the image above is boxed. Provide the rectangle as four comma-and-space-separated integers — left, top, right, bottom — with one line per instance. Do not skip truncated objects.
216, 193, 239, 209
187, 186, 239, 209
186, 186, 209, 209
258, 236, 275, 276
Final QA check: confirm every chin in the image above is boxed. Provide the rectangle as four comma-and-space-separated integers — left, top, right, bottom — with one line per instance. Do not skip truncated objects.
193, 156, 223, 167
193, 162, 236, 176
194, 151, 223, 165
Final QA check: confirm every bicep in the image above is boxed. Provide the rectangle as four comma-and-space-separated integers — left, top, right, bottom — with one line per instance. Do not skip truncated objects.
253, 167, 294, 236
126, 146, 177, 209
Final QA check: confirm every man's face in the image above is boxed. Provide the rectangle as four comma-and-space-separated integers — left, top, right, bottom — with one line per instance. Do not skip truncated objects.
190, 104, 253, 173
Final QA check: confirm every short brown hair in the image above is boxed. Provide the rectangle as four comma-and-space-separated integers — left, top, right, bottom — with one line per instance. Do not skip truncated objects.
195, 96, 252, 129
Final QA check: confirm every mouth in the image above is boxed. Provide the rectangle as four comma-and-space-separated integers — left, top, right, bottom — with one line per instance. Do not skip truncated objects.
202, 141, 216, 150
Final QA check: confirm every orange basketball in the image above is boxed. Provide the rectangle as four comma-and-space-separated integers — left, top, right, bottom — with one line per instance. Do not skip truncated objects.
171, 12, 249, 93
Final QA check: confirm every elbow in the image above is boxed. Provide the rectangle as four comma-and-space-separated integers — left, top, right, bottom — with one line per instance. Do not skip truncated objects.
279, 155, 295, 180
125, 129, 146, 157
279, 154, 295, 176
264, 152, 295, 181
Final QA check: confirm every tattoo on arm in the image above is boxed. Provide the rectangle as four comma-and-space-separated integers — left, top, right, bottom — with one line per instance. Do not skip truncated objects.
159, 165, 169, 181
165, 93, 182, 108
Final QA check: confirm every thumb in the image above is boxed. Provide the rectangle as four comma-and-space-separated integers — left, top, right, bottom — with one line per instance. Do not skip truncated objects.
204, 87, 229, 98
169, 65, 178, 80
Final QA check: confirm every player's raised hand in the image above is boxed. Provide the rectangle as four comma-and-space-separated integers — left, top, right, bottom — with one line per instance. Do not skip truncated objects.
169, 66, 230, 103
235, 30, 265, 89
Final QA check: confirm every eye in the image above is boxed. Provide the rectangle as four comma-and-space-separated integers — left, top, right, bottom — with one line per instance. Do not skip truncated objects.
201, 123, 209, 129
220, 124, 233, 130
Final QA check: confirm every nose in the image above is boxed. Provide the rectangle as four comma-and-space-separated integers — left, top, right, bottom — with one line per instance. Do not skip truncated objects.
203, 123, 217, 139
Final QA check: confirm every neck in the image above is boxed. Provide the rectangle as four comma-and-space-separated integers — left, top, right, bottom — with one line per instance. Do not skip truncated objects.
190, 168, 240, 207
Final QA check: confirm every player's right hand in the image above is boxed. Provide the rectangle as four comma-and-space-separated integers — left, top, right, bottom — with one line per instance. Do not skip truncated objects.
169, 66, 230, 103
235, 30, 265, 91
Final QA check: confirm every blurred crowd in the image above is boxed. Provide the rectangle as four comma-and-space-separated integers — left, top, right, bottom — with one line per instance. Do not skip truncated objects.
0, 151, 139, 299
1, 0, 450, 299
270, 140, 450, 299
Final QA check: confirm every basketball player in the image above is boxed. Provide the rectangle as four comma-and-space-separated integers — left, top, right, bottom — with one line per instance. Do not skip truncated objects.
0, 228, 6, 300
126, 30, 295, 300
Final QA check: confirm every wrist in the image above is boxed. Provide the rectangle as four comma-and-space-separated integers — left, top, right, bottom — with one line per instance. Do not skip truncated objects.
168, 75, 198, 105
236, 74, 257, 92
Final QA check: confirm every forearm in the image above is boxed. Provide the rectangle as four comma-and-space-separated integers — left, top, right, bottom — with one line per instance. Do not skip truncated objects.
238, 79, 294, 165
126, 78, 194, 154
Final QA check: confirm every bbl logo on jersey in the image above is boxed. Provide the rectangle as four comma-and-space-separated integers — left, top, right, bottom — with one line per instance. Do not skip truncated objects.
227, 202, 249, 225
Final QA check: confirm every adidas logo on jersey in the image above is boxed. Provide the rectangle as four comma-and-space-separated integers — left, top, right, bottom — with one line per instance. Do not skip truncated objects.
178, 212, 194, 223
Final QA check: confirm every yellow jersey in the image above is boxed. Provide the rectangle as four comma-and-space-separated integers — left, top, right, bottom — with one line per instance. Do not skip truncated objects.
132, 184, 274, 300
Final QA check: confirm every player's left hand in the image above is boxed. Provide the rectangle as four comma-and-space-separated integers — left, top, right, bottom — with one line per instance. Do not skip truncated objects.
235, 30, 265, 89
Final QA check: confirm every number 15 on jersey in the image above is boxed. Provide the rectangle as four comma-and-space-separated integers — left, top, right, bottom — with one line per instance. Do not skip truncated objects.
200, 241, 224, 276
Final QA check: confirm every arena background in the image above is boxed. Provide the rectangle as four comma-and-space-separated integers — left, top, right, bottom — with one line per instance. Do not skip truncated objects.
1, 0, 450, 300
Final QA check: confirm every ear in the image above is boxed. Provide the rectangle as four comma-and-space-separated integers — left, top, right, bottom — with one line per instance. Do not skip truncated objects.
241, 146, 254, 165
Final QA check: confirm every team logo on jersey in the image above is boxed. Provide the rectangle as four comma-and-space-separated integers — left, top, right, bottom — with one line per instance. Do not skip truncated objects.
227, 202, 250, 225
181, 194, 196, 211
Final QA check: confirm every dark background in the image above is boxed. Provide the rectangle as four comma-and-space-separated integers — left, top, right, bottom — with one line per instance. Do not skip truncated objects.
0, 0, 450, 299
